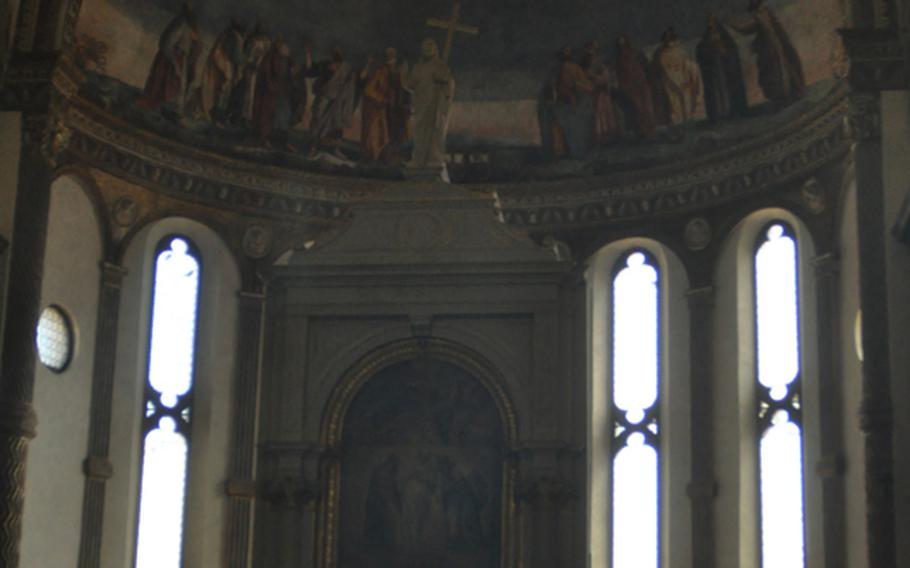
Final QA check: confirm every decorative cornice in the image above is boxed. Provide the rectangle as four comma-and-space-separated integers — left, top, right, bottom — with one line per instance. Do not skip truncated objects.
495, 85, 851, 230
3, 58, 866, 231
840, 28, 908, 91
61, 101, 351, 223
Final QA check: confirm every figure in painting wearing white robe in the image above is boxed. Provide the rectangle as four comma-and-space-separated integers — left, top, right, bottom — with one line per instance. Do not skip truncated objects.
403, 39, 454, 176
650, 28, 703, 126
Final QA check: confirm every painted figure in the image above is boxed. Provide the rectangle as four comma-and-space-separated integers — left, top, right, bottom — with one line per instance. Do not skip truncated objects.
199, 18, 246, 124
730, 0, 805, 107
614, 34, 657, 140
307, 47, 358, 155
538, 46, 595, 159
227, 23, 272, 126
404, 38, 454, 171
359, 52, 389, 162
650, 28, 703, 125
696, 13, 748, 122
137, 1, 201, 112
583, 41, 619, 145
252, 37, 303, 149
385, 50, 412, 163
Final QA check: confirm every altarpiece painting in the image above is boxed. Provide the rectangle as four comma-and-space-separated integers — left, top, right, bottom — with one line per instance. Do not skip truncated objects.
337, 358, 505, 568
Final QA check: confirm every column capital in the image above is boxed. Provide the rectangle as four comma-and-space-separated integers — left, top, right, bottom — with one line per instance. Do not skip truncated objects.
811, 252, 840, 278
224, 478, 257, 500
238, 289, 267, 303
82, 455, 113, 481
685, 286, 715, 309
516, 474, 577, 509
99, 261, 127, 287
0, 398, 36, 439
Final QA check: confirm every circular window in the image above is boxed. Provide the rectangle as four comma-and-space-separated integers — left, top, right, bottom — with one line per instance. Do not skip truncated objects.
35, 305, 74, 373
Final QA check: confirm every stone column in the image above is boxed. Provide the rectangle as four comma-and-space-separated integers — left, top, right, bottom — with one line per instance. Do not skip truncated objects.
518, 472, 575, 568
811, 252, 847, 568
224, 287, 267, 568
0, 113, 53, 567
685, 285, 717, 568
76, 261, 127, 568
849, 91, 896, 568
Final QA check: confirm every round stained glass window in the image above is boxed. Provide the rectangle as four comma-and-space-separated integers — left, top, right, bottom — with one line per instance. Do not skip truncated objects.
35, 305, 74, 373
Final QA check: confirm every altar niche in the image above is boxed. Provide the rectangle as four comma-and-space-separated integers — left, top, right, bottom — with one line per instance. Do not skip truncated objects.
338, 358, 505, 568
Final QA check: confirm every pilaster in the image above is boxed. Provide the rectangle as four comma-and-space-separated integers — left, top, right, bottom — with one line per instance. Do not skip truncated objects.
811, 252, 847, 568
76, 261, 126, 568
224, 286, 267, 568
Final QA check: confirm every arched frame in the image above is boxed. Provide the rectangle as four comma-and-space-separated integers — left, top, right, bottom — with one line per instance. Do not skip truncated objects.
318, 337, 521, 568
587, 237, 692, 568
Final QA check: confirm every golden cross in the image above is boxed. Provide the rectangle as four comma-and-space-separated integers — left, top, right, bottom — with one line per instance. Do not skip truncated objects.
426, 1, 479, 63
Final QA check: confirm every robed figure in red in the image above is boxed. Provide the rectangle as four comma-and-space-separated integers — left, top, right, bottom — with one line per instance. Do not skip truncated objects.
137, 1, 201, 112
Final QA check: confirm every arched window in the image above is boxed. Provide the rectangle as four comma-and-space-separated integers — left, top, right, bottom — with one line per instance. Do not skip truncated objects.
134, 236, 201, 568
611, 250, 661, 568
754, 222, 805, 568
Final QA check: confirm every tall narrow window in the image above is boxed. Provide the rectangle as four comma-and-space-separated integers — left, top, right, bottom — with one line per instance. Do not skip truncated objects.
611, 250, 660, 568
754, 223, 805, 568
134, 236, 201, 568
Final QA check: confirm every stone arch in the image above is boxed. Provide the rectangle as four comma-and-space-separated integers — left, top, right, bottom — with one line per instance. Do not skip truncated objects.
318, 337, 521, 568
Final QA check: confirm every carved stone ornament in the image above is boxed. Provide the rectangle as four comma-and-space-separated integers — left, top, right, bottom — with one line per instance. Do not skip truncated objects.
495, 85, 850, 229
111, 196, 139, 227
260, 474, 320, 509
242, 225, 273, 259
684, 217, 712, 251
847, 93, 882, 141
801, 177, 826, 215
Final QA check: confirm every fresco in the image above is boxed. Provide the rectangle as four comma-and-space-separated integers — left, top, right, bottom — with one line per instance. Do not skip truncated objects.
74, 0, 846, 182
338, 358, 504, 568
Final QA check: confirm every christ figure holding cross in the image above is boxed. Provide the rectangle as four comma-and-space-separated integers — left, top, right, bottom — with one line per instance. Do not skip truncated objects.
425, 0, 480, 63
402, 2, 478, 180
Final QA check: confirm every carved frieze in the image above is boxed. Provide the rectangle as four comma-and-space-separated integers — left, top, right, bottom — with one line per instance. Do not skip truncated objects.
496, 86, 851, 229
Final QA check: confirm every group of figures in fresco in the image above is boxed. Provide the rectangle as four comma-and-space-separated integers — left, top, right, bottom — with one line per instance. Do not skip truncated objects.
539, 0, 805, 158
340, 360, 502, 568
135, 1, 453, 170
131, 0, 805, 168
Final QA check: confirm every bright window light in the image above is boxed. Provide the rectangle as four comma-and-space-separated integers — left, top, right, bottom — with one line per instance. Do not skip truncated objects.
134, 237, 200, 568
611, 251, 660, 568
755, 223, 805, 568
755, 224, 799, 399
612, 433, 659, 568
760, 412, 805, 568
147, 238, 199, 408
135, 417, 188, 568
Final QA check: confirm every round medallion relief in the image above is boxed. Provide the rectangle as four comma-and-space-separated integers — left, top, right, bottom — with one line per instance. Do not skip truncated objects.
684, 217, 712, 251
243, 225, 273, 259
112, 196, 140, 227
